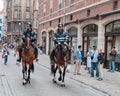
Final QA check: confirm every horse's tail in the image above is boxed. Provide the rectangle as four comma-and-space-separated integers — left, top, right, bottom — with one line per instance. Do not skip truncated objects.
31, 63, 34, 73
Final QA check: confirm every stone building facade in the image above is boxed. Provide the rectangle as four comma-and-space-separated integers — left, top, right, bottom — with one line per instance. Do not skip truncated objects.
38, 0, 120, 70
5, 0, 37, 43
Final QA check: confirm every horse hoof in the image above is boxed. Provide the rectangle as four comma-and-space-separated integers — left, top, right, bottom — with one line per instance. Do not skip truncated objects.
61, 84, 65, 87
58, 77, 62, 81
22, 82, 26, 85
27, 80, 30, 84
52, 79, 57, 83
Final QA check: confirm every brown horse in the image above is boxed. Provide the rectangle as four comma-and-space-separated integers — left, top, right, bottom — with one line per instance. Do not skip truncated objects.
52, 44, 70, 87
22, 37, 35, 85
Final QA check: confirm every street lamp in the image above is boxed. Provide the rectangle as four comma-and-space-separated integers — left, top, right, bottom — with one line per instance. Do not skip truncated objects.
64, 0, 66, 26
18, 22, 21, 45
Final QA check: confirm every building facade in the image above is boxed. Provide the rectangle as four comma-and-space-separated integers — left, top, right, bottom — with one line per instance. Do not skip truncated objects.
5, 0, 36, 44
38, 0, 120, 70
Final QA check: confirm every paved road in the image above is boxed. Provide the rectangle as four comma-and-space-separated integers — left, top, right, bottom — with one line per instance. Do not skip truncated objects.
0, 50, 109, 96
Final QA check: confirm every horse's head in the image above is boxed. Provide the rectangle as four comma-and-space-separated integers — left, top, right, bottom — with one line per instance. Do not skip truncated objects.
25, 37, 31, 49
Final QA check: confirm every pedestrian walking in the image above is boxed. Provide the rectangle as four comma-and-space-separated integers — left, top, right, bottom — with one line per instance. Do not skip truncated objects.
108, 47, 117, 72
97, 48, 104, 81
87, 47, 92, 74
70, 46, 76, 65
90, 46, 99, 77
73, 45, 82, 75
2, 43, 9, 65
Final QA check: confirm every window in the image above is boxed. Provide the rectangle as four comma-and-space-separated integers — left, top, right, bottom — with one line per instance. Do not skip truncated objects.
83, 24, 98, 33
8, 1, 11, 8
50, 21, 52, 27
15, 0, 20, 5
26, 0, 31, 7
14, 10, 19, 18
58, 0, 62, 9
58, 18, 61, 23
113, 0, 118, 10
87, 9, 90, 17
50, 0, 53, 13
26, 11, 30, 18
114, 20, 120, 32
43, 3, 46, 16
105, 20, 120, 33
106, 23, 113, 32
36, 0, 39, 10
70, 0, 74, 4
70, 14, 73, 21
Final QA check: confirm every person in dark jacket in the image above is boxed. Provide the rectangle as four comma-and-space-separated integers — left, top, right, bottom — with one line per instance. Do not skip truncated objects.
97, 48, 104, 81
108, 47, 117, 72
50, 23, 68, 62
17, 23, 38, 62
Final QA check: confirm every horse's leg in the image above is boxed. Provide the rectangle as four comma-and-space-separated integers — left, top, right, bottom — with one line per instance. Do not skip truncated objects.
53, 65, 58, 83
61, 65, 67, 87
22, 62, 27, 85
58, 66, 62, 81
27, 67, 31, 84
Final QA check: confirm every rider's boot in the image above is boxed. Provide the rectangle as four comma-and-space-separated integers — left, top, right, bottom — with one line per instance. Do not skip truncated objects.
34, 47, 39, 61
17, 47, 22, 62
50, 49, 55, 61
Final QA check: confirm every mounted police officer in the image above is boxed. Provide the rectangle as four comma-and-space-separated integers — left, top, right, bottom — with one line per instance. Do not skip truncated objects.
17, 22, 38, 62
50, 22, 68, 62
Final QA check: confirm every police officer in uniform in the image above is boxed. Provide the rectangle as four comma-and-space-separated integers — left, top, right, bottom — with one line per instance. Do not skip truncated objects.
50, 22, 68, 62
17, 23, 38, 62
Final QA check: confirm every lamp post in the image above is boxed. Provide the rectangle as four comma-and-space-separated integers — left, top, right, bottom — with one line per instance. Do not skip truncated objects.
18, 22, 21, 45
64, 0, 66, 27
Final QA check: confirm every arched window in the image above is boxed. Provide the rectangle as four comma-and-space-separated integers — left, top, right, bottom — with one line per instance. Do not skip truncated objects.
68, 27, 77, 37
83, 24, 98, 33
105, 20, 120, 33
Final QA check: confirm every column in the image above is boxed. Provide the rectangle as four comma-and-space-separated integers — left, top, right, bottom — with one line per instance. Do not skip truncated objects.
97, 22, 105, 51
46, 32, 49, 54
77, 25, 83, 46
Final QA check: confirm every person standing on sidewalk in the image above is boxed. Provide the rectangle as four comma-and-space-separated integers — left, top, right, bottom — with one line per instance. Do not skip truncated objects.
73, 45, 82, 75
87, 47, 92, 74
108, 47, 117, 72
97, 48, 104, 81
2, 43, 9, 65
90, 46, 99, 77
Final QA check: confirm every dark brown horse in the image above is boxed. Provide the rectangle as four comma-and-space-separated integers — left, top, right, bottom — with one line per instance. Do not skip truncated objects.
52, 44, 70, 87
22, 37, 35, 85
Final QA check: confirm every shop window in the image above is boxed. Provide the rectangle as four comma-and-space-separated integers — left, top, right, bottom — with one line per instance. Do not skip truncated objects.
83, 24, 98, 33
106, 20, 120, 33
106, 23, 113, 32
114, 20, 120, 32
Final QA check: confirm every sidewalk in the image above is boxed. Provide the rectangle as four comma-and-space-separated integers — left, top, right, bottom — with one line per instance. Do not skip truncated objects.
38, 53, 120, 96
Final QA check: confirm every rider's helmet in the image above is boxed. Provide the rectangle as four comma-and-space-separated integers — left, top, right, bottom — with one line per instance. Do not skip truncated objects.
28, 22, 32, 27
58, 22, 63, 27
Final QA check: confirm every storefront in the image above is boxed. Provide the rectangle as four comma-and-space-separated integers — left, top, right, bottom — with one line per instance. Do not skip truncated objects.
83, 24, 98, 56
49, 31, 54, 51
68, 27, 77, 49
105, 20, 120, 71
